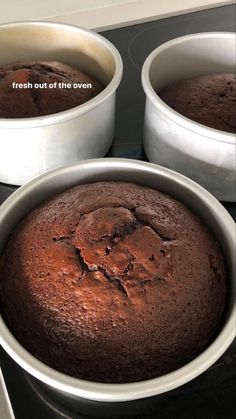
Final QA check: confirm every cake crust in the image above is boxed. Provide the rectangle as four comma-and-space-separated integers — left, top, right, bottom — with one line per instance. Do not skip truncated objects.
0, 61, 104, 118
0, 182, 226, 383
158, 73, 236, 133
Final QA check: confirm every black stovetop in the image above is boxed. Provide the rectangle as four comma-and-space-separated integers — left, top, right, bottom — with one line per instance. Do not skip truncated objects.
0, 4, 235, 418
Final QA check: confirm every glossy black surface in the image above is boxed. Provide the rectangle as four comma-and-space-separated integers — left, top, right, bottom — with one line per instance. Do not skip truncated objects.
0, 4, 235, 418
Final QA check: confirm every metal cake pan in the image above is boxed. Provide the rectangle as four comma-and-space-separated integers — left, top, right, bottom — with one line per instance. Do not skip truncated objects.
142, 32, 236, 201
0, 22, 123, 185
0, 159, 235, 409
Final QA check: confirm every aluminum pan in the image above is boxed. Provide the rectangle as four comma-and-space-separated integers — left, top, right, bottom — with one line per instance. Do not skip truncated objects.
0, 158, 235, 402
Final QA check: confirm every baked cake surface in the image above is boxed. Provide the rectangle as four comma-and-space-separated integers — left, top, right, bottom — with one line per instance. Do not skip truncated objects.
0, 182, 226, 383
158, 73, 236, 133
0, 61, 104, 118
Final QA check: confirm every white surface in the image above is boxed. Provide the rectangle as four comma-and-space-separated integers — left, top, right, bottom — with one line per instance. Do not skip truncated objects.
0, 0, 133, 22
0, 0, 234, 31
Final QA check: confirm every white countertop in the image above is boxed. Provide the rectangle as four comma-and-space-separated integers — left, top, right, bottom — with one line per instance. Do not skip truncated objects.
1, 0, 234, 31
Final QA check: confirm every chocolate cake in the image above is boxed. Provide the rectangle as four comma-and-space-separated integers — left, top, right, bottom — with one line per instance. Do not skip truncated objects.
0, 182, 226, 383
0, 61, 104, 118
158, 73, 236, 133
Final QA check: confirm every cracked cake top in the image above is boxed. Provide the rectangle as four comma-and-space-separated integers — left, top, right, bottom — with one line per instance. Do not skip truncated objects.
0, 181, 226, 383
0, 61, 104, 118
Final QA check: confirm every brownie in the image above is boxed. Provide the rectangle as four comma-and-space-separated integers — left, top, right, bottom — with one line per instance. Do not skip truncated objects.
0, 182, 226, 383
158, 73, 236, 133
0, 61, 104, 118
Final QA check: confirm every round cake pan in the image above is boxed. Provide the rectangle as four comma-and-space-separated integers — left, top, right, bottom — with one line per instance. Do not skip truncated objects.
0, 21, 123, 185
141, 32, 236, 202
0, 158, 235, 410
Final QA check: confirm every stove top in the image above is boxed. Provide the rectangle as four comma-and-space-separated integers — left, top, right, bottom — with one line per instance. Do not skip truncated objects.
0, 4, 235, 418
